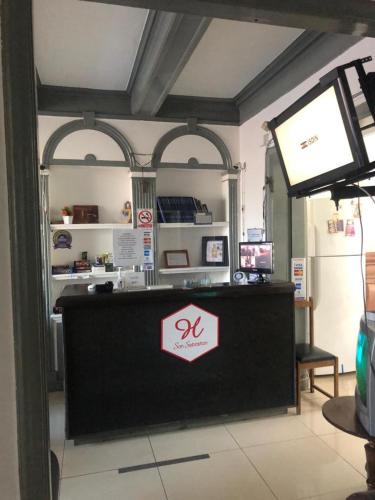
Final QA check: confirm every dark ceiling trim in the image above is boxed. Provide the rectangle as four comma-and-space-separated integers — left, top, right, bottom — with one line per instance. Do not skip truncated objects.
37, 85, 239, 125
126, 10, 156, 93
129, 11, 211, 116
38, 85, 131, 116
236, 31, 361, 124
158, 95, 239, 125
80, 0, 375, 37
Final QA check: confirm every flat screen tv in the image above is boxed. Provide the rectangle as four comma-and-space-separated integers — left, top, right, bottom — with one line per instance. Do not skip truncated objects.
269, 71, 371, 198
239, 242, 274, 275
355, 314, 375, 436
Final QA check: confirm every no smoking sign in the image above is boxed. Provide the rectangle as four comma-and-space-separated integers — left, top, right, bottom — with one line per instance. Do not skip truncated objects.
137, 208, 153, 228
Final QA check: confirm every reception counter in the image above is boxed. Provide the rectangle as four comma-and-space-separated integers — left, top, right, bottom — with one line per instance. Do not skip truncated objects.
56, 281, 295, 440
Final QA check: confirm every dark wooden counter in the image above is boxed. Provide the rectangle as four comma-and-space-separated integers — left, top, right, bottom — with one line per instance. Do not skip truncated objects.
57, 281, 295, 440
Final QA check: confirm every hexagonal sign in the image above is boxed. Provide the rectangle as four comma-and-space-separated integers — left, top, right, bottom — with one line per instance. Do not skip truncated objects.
161, 303, 219, 363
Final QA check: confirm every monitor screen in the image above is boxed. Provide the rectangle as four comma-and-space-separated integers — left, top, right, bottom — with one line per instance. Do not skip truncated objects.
269, 77, 369, 197
239, 242, 273, 274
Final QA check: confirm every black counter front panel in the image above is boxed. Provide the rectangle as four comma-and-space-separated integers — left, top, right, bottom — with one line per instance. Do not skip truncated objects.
59, 283, 295, 439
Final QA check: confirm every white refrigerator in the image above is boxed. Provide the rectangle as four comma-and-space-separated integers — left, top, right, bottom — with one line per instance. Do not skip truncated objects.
307, 195, 375, 374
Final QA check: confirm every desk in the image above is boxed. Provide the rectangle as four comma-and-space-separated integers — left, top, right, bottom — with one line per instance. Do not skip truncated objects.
57, 281, 295, 440
323, 396, 375, 490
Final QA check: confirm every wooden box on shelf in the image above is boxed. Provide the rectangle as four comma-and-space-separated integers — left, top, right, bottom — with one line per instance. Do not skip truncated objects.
73, 205, 99, 224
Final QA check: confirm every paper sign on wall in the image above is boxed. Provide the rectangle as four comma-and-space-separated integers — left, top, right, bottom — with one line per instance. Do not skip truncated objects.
247, 228, 264, 242
291, 258, 306, 300
113, 229, 143, 267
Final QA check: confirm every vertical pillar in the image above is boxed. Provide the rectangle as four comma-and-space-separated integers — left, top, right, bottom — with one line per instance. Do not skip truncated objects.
40, 168, 55, 388
131, 170, 158, 286
222, 173, 239, 277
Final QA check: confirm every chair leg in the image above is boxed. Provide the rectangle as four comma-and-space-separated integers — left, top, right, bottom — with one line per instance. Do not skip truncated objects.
296, 362, 301, 415
309, 369, 315, 393
333, 357, 339, 397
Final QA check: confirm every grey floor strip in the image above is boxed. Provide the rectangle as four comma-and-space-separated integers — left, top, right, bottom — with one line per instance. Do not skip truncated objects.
119, 453, 210, 474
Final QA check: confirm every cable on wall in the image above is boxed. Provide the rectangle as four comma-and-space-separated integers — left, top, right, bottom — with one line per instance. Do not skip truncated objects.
352, 183, 375, 339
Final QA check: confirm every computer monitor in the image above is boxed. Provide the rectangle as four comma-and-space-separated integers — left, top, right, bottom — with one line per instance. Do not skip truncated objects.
239, 242, 274, 275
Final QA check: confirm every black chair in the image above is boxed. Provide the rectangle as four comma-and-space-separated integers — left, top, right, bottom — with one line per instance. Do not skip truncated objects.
295, 297, 339, 415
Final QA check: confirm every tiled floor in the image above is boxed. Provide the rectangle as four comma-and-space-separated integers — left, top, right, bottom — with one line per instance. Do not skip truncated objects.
50, 374, 368, 500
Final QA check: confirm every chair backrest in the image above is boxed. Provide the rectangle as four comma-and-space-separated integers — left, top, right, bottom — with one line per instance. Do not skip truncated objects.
295, 297, 314, 346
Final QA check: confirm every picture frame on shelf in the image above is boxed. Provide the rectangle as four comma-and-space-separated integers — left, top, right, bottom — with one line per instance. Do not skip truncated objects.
164, 250, 190, 268
194, 211, 213, 225
202, 236, 228, 266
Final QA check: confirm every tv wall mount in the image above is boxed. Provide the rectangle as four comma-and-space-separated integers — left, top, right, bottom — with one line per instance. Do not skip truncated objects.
307, 57, 375, 204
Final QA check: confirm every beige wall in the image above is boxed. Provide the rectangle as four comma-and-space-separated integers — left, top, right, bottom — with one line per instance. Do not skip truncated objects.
0, 21, 21, 500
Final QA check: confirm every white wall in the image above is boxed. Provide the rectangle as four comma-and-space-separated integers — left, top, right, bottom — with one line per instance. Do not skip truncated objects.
38, 116, 239, 166
0, 27, 21, 500
39, 116, 239, 265
239, 37, 375, 230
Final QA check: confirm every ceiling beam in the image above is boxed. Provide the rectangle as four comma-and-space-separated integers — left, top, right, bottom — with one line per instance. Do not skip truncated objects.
158, 95, 239, 125
126, 10, 156, 93
81, 0, 375, 37
37, 85, 239, 125
38, 85, 131, 116
236, 31, 361, 124
129, 11, 211, 116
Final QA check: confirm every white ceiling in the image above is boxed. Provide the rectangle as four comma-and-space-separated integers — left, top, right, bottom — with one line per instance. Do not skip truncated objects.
33, 0, 147, 90
33, 2, 304, 100
171, 19, 303, 98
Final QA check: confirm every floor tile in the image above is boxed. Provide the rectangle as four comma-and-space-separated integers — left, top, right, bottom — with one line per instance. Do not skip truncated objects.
62, 436, 155, 478
149, 424, 238, 461
304, 484, 367, 499
244, 436, 364, 500
314, 374, 356, 397
320, 432, 367, 476
160, 448, 275, 500
226, 414, 313, 447
299, 410, 339, 436
60, 468, 167, 500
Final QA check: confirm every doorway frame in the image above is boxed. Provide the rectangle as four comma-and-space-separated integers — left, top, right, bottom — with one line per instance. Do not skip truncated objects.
2, 1, 373, 498
1, 1, 51, 499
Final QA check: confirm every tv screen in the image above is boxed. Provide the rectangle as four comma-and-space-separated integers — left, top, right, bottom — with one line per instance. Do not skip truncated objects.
239, 242, 273, 274
269, 76, 370, 197
355, 315, 375, 436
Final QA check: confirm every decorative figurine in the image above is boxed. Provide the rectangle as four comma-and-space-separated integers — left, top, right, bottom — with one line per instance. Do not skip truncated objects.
121, 201, 132, 224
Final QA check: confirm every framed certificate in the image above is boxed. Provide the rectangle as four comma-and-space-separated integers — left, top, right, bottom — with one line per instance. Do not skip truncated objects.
164, 250, 190, 268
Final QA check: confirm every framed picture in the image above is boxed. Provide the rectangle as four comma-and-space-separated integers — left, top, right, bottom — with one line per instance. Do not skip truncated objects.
164, 250, 190, 268
202, 236, 228, 266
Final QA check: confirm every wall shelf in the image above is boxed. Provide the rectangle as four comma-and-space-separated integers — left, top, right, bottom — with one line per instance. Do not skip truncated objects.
159, 266, 229, 275
50, 223, 132, 230
158, 222, 228, 229
52, 271, 119, 281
